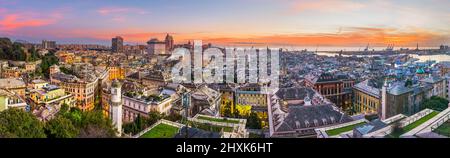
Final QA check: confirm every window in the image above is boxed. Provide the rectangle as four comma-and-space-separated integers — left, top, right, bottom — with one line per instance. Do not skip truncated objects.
322, 118, 327, 125
295, 121, 300, 129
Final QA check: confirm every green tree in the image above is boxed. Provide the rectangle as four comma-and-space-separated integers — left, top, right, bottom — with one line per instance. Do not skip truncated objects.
164, 112, 182, 122
148, 111, 163, 125
40, 51, 59, 78
11, 42, 26, 61
421, 96, 449, 112
0, 108, 46, 138
45, 116, 79, 138
58, 103, 70, 116
77, 110, 116, 137
64, 107, 83, 126
135, 114, 144, 130
123, 122, 138, 135
0, 38, 13, 60
222, 102, 232, 117
123, 111, 164, 135
60, 67, 75, 75
246, 112, 262, 129
29, 46, 39, 61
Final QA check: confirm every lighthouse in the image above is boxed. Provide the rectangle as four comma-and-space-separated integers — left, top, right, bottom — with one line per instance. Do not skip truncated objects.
110, 79, 122, 137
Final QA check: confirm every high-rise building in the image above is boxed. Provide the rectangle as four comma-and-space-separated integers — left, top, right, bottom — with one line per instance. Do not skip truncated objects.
42, 40, 57, 49
165, 34, 174, 52
110, 80, 122, 136
112, 36, 124, 53
147, 38, 166, 55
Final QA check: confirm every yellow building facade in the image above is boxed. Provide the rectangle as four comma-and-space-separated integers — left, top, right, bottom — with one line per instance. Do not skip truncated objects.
353, 88, 380, 115
108, 67, 125, 81
30, 85, 75, 107
236, 91, 268, 128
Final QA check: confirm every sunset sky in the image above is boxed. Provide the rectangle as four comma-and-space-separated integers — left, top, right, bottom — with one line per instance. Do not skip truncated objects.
0, 0, 449, 47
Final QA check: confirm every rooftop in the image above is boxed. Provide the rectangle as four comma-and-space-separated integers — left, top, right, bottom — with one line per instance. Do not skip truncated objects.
274, 104, 353, 133
123, 91, 171, 104
275, 87, 317, 100
31, 79, 48, 84
420, 76, 444, 84
354, 119, 387, 135
41, 85, 60, 92
0, 78, 26, 88
354, 80, 380, 98
174, 127, 221, 138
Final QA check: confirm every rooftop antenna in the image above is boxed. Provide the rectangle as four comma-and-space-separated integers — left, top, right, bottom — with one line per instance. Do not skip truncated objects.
315, 44, 318, 53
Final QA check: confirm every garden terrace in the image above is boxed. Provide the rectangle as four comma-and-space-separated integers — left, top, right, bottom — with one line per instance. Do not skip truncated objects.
315, 119, 368, 138
182, 120, 234, 133
196, 115, 241, 124
139, 122, 181, 138
433, 120, 450, 137
325, 122, 367, 136
387, 111, 439, 138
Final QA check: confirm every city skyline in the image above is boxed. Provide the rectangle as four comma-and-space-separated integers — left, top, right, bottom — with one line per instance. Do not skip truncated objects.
0, 0, 449, 47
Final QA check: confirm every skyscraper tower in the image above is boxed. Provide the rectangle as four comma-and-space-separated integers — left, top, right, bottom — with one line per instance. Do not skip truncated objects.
110, 79, 122, 136
165, 34, 174, 53
42, 40, 57, 49
112, 36, 124, 53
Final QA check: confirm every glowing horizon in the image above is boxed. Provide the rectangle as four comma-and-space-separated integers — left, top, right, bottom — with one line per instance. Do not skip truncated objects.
0, 0, 449, 47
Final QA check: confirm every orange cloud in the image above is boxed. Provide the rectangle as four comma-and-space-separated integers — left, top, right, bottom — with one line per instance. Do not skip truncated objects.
0, 14, 55, 30
97, 7, 149, 15
197, 27, 448, 47
291, 0, 366, 13
14, 26, 446, 47
81, 27, 445, 47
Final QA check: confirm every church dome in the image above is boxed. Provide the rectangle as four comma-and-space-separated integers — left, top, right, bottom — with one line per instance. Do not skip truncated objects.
416, 68, 425, 74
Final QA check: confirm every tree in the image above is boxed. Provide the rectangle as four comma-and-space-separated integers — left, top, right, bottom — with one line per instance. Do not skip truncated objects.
123, 111, 164, 135
0, 38, 13, 60
123, 122, 138, 135
421, 96, 449, 112
0, 108, 46, 138
222, 102, 232, 117
60, 67, 75, 75
45, 116, 79, 138
135, 114, 144, 130
164, 112, 182, 122
28, 46, 40, 62
82, 110, 116, 136
64, 107, 83, 126
12, 43, 22, 60
78, 124, 116, 138
147, 111, 162, 125
61, 108, 117, 138
246, 112, 262, 129
59, 103, 70, 116
40, 52, 59, 78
